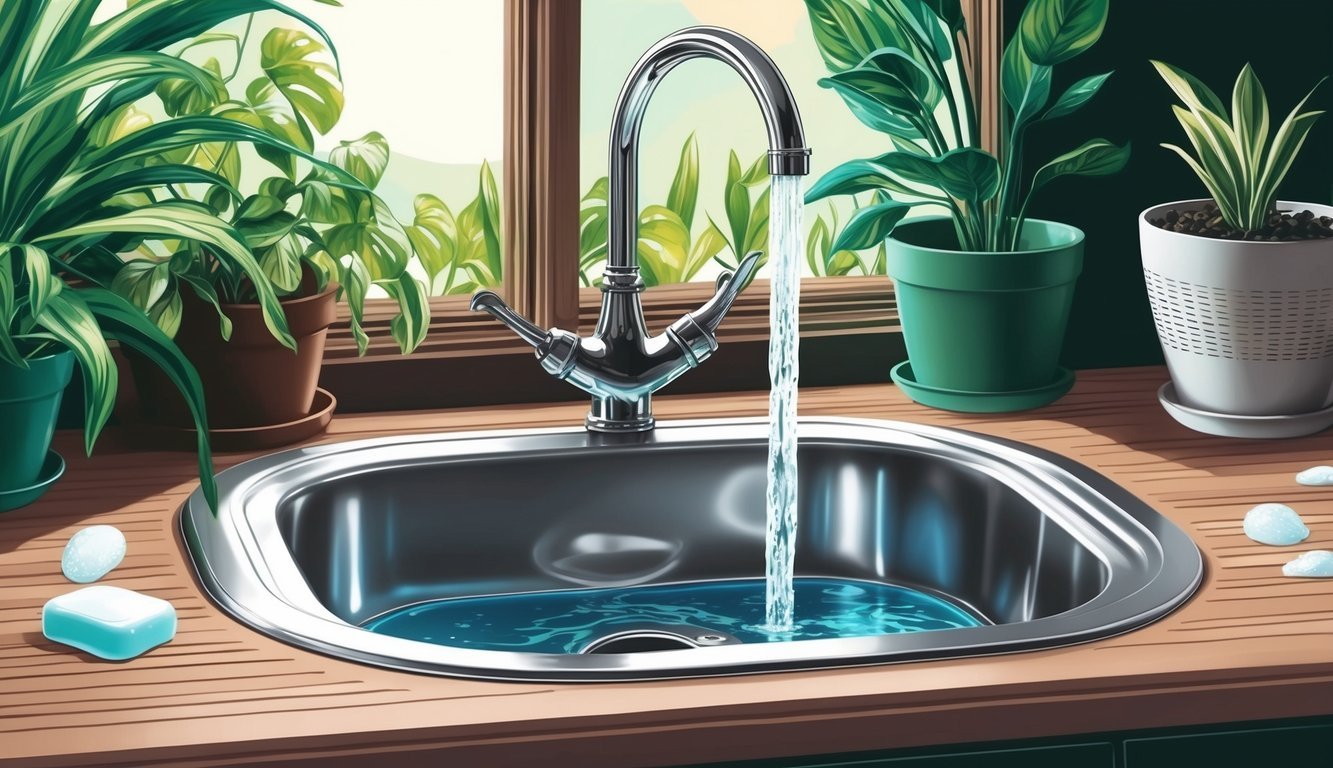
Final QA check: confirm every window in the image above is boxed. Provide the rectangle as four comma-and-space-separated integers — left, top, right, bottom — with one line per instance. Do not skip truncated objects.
322, 0, 1002, 412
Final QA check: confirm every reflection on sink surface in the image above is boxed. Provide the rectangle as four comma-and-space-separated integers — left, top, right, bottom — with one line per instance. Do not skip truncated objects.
181, 418, 1202, 681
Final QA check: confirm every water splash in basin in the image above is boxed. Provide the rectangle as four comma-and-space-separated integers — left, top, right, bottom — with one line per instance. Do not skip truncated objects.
361, 578, 984, 654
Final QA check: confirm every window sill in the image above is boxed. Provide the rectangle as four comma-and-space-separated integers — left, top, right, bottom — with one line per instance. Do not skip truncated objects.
321, 276, 903, 412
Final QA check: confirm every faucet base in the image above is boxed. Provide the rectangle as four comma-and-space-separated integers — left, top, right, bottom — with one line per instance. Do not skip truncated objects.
586, 396, 654, 433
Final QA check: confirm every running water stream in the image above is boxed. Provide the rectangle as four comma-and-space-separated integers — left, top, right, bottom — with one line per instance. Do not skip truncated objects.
761, 175, 804, 633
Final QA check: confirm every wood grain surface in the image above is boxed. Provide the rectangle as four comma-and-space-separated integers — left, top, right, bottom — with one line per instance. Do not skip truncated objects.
2, 367, 1331, 768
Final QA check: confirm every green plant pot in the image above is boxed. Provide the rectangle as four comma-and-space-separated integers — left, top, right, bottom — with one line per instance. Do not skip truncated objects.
0, 349, 74, 490
885, 218, 1083, 410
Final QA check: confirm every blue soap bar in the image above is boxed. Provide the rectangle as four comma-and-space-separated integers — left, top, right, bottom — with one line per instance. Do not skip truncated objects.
42, 585, 176, 660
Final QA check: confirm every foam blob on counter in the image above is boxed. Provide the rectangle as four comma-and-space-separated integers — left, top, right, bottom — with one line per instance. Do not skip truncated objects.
42, 585, 176, 660
1283, 550, 1333, 578
61, 525, 126, 583
1242, 503, 1309, 546
1295, 466, 1333, 486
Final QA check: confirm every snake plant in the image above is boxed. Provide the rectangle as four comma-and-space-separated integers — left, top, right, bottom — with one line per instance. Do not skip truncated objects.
0, 0, 343, 509
1153, 61, 1326, 232
804, 0, 1131, 253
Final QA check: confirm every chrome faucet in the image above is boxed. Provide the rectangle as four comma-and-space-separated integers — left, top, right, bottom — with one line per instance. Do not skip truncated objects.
471, 26, 810, 432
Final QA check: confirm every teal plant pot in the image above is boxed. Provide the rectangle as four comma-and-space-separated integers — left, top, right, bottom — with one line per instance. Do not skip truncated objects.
885, 218, 1084, 410
0, 349, 74, 490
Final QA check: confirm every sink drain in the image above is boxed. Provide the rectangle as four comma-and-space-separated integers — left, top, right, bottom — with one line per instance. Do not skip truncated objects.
580, 626, 739, 654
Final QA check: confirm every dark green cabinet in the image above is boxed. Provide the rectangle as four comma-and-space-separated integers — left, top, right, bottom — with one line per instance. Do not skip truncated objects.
1124, 721, 1333, 768
693, 716, 1333, 768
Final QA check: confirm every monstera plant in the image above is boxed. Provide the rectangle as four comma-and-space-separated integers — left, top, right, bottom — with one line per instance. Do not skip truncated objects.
0, 0, 347, 510
103, 12, 444, 441
804, 0, 1129, 412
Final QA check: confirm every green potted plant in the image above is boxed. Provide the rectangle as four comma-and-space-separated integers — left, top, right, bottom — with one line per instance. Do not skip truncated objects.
1140, 62, 1331, 438
106, 18, 438, 447
804, 0, 1129, 411
0, 0, 340, 510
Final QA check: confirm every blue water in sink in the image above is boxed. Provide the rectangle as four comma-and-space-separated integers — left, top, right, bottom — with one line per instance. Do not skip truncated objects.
360, 578, 984, 654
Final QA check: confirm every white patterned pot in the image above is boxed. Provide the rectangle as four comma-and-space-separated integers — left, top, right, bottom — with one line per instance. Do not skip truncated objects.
1140, 199, 1333, 416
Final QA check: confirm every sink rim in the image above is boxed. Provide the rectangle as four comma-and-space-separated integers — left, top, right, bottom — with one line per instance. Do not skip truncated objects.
180, 416, 1203, 682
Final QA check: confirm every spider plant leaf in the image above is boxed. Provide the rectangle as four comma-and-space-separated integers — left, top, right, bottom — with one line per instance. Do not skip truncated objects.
329, 131, 390, 189
830, 199, 918, 252
1254, 78, 1326, 210
666, 132, 699, 229
80, 286, 217, 512
76, 0, 335, 68
32, 291, 115, 457
156, 55, 226, 117
0, 52, 220, 143
0, 1, 45, 107
1159, 142, 1238, 224
804, 157, 921, 203
637, 205, 691, 286
1018, 0, 1108, 66
33, 164, 237, 237
1257, 108, 1325, 216
1150, 60, 1227, 119
35, 200, 296, 350
1030, 138, 1130, 192
380, 272, 429, 354
259, 26, 344, 136
1043, 71, 1112, 120
18, 244, 59, 319
1231, 63, 1270, 172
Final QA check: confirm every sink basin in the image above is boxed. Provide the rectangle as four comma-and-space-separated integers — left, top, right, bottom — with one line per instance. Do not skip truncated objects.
181, 417, 1202, 681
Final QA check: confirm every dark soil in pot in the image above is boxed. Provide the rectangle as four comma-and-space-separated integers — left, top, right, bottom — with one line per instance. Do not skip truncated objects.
1149, 202, 1333, 241
128, 284, 337, 430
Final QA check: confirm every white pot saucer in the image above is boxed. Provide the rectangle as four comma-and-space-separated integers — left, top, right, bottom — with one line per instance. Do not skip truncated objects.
1158, 382, 1333, 439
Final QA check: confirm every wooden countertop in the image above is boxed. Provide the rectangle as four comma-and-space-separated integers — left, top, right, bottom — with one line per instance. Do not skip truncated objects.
2, 367, 1332, 768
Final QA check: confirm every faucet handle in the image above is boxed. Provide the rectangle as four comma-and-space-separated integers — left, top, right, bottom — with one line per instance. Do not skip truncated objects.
695, 250, 764, 334
663, 250, 764, 368
470, 290, 550, 348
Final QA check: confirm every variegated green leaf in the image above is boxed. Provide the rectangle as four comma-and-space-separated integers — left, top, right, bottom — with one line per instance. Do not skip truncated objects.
1018, 0, 1108, 65
258, 26, 343, 135
329, 131, 389, 188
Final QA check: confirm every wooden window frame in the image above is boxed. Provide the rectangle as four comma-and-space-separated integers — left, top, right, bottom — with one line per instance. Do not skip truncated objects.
320, 0, 1003, 412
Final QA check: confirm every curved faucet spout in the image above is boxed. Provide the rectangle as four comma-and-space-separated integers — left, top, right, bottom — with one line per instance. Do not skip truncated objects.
606, 26, 810, 274
471, 26, 809, 433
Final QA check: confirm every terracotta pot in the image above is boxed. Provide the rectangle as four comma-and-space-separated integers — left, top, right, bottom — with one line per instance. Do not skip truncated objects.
130, 284, 337, 430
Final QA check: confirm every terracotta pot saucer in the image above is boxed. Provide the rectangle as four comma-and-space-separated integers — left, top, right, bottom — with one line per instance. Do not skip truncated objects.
126, 388, 336, 453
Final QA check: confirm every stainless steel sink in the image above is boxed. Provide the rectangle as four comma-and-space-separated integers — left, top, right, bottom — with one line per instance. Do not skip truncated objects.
181, 418, 1202, 681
